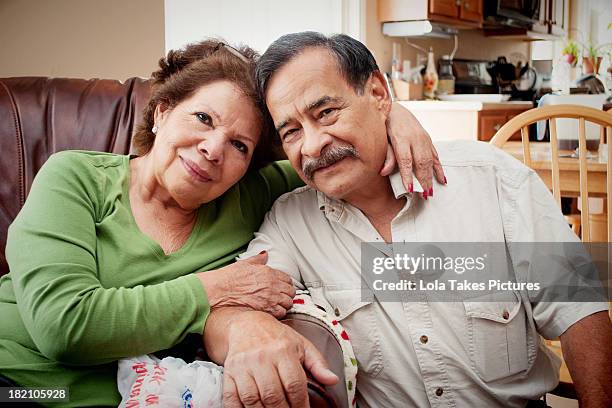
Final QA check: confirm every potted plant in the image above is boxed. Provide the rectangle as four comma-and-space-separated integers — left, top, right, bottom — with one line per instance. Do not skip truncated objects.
582, 42, 603, 74
561, 39, 580, 66
566, 26, 612, 76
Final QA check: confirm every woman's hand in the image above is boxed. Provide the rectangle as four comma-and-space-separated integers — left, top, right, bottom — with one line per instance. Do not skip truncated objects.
382, 102, 447, 199
197, 251, 296, 318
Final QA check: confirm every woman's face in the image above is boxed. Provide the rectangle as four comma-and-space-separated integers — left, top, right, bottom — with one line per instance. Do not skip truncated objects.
150, 80, 261, 210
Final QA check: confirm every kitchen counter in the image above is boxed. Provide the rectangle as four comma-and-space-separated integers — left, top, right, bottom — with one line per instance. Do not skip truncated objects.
398, 100, 534, 111
399, 101, 534, 141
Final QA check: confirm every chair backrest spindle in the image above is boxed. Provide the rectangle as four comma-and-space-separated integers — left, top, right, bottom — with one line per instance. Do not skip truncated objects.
521, 126, 532, 167
549, 118, 561, 207
577, 117, 590, 242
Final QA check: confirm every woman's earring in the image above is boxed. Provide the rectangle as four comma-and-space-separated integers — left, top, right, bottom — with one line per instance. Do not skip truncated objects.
152, 125, 158, 134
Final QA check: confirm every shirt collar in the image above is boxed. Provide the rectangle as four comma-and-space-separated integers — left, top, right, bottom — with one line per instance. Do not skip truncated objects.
316, 172, 424, 212
389, 172, 424, 199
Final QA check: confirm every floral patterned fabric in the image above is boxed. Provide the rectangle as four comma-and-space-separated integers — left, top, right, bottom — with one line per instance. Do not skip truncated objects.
288, 290, 358, 407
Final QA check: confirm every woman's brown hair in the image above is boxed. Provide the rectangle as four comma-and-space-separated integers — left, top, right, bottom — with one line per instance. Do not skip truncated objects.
133, 39, 277, 169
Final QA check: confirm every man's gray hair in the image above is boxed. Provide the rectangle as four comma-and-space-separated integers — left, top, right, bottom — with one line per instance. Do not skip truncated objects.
256, 31, 380, 98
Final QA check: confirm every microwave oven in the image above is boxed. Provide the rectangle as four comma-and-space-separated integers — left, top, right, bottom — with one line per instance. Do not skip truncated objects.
484, 0, 541, 27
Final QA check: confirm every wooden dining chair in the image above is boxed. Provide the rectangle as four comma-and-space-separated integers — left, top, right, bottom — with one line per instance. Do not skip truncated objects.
490, 104, 612, 401
490, 104, 612, 243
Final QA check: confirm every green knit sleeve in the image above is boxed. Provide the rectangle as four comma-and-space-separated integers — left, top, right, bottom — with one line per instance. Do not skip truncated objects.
259, 160, 304, 204
5, 152, 209, 366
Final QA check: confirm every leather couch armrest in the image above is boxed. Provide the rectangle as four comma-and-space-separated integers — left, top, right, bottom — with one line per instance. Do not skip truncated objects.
281, 314, 348, 408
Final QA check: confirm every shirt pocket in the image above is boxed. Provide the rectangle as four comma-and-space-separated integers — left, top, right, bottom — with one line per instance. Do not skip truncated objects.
463, 291, 530, 382
309, 287, 384, 377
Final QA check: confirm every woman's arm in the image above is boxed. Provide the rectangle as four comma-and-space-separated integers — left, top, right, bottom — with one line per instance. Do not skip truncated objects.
7, 153, 211, 365
7, 153, 294, 365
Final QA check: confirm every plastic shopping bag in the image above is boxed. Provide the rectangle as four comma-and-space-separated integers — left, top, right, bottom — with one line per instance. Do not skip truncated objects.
117, 354, 223, 408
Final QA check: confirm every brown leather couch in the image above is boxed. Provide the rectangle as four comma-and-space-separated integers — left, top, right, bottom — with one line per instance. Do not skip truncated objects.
0, 77, 151, 276
0, 77, 348, 407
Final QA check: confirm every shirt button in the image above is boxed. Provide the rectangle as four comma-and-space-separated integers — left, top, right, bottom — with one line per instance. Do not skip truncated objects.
334, 307, 341, 317
502, 310, 510, 320
435, 388, 444, 397
419, 335, 428, 344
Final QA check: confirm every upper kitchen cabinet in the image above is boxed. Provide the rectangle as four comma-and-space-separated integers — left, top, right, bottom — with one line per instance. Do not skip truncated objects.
379, 0, 483, 28
485, 0, 569, 40
531, 0, 550, 34
532, 0, 568, 36
430, 0, 458, 18
549, 0, 569, 37
458, 0, 483, 23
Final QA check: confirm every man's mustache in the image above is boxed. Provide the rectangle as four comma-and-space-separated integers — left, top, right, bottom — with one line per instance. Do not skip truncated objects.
302, 145, 359, 181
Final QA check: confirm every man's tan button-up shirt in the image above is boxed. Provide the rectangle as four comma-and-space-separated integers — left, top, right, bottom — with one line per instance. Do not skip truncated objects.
241, 140, 608, 407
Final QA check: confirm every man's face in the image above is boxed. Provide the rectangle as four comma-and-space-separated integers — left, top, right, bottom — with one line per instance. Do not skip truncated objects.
265, 47, 391, 200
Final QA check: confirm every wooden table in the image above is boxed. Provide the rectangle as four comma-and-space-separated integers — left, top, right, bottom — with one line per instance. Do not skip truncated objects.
502, 141, 608, 198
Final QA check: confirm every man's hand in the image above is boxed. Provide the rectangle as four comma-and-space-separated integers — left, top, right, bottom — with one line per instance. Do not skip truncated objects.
559, 310, 612, 407
220, 311, 338, 408
382, 102, 446, 199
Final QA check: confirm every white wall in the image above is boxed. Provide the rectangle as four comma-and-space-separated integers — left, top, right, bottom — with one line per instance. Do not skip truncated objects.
164, 0, 361, 54
588, 0, 611, 76
570, 0, 612, 75
571, 0, 612, 44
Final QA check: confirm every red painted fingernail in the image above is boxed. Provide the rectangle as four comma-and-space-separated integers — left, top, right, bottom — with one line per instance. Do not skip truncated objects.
429, 187, 433, 197
422, 191, 428, 200
444, 176, 448, 184
259, 250, 267, 255
409, 183, 414, 193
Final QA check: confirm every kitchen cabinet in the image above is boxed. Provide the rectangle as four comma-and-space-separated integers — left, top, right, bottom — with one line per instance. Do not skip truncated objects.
458, 0, 482, 23
379, 0, 483, 28
429, 0, 458, 18
531, 0, 550, 34
479, 110, 524, 141
531, 0, 568, 36
479, 112, 508, 141
549, 0, 569, 37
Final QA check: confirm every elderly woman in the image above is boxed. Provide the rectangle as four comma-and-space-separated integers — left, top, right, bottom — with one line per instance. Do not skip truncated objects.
0, 40, 444, 407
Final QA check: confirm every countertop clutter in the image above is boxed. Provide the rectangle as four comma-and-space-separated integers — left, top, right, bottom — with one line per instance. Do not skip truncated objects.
379, 0, 575, 143
379, 0, 574, 107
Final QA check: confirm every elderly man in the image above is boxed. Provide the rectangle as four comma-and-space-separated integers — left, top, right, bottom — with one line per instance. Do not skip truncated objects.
204, 32, 611, 407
